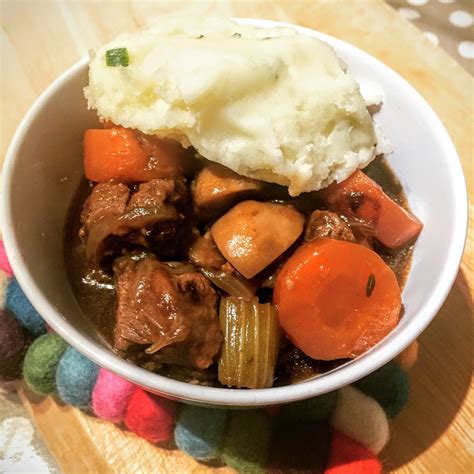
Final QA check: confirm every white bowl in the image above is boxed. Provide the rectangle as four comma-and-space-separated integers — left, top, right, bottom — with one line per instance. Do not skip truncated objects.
1, 19, 467, 407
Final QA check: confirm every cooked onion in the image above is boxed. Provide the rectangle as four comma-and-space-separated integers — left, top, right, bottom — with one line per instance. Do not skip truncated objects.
200, 268, 255, 299
163, 261, 197, 275
85, 205, 180, 263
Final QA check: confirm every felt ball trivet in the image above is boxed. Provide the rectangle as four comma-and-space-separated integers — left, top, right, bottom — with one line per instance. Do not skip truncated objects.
175, 404, 228, 461
23, 333, 68, 395
125, 388, 178, 443
56, 346, 100, 408
223, 409, 273, 473
0, 308, 28, 381
326, 430, 382, 474
5, 278, 46, 337
0, 241, 416, 473
92, 368, 135, 423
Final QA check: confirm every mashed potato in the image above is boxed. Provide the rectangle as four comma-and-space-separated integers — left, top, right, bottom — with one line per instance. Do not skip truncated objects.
85, 18, 377, 196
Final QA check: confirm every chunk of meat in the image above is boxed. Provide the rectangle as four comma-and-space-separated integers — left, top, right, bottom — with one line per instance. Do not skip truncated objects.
188, 231, 227, 269
124, 179, 189, 259
79, 182, 130, 239
80, 179, 187, 263
187, 230, 256, 299
128, 178, 187, 210
305, 210, 355, 242
113, 256, 222, 370
319, 170, 422, 249
211, 201, 305, 279
192, 163, 262, 212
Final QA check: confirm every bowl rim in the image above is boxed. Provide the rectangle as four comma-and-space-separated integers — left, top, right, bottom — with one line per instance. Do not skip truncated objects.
1, 18, 468, 406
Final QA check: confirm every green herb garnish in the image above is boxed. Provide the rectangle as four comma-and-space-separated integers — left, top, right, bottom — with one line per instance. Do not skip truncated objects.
105, 48, 129, 67
196, 35, 205, 39
366, 274, 376, 297
232, 32, 242, 38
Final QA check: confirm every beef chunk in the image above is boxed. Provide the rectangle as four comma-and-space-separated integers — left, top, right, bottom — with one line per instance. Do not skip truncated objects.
79, 182, 130, 239
128, 178, 187, 210
113, 255, 222, 370
304, 210, 355, 242
80, 179, 188, 263
128, 179, 189, 259
188, 230, 227, 269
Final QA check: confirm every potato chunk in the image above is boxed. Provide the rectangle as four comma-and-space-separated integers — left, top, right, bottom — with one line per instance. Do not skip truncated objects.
211, 201, 304, 278
192, 163, 262, 211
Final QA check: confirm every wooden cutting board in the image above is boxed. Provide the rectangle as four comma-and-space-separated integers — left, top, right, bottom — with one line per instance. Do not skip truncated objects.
2, 1, 473, 472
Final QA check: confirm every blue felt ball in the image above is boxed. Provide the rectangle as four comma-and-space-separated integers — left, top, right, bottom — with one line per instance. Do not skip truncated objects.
5, 278, 46, 337
56, 347, 100, 408
354, 361, 409, 418
175, 404, 228, 461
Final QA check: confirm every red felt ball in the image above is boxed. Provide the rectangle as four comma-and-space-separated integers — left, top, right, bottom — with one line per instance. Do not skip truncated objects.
325, 430, 381, 474
124, 388, 177, 443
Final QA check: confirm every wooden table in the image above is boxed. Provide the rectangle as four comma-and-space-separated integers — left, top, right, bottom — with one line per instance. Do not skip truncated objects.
2, 1, 473, 472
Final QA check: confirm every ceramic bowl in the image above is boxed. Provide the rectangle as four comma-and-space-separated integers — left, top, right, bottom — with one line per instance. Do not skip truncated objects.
1, 19, 467, 406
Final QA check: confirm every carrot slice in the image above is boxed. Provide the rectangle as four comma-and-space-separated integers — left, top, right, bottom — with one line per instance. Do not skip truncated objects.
274, 238, 401, 360
83, 128, 184, 183
320, 170, 422, 249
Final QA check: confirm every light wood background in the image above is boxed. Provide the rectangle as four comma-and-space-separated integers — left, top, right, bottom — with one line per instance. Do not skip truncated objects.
1, 1, 473, 473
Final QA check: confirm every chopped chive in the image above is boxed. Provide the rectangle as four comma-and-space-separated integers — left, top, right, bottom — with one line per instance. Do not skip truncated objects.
105, 48, 129, 67
232, 32, 242, 38
196, 34, 204, 39
366, 274, 376, 297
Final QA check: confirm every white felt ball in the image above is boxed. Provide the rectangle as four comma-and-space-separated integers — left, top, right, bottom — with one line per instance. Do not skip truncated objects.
330, 385, 390, 454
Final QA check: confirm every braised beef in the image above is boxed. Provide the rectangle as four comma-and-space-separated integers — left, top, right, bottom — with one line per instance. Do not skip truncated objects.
128, 178, 187, 210
128, 179, 189, 259
188, 231, 227, 270
80, 179, 188, 263
133, 130, 186, 179
113, 255, 222, 370
80, 182, 130, 239
304, 210, 355, 242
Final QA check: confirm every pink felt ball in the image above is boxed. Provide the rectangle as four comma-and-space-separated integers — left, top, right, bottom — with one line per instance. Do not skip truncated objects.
92, 368, 135, 423
0, 243, 13, 277
124, 388, 177, 444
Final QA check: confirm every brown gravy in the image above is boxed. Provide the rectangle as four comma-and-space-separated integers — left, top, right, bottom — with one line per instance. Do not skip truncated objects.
64, 156, 413, 385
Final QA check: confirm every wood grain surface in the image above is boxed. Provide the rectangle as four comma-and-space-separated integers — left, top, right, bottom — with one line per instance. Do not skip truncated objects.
2, 1, 473, 473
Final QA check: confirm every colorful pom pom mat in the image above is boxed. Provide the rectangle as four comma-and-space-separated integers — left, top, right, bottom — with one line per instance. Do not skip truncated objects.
0, 241, 417, 473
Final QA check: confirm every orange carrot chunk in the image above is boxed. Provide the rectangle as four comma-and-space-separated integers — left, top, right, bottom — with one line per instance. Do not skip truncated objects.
274, 238, 401, 360
320, 170, 422, 249
83, 128, 184, 183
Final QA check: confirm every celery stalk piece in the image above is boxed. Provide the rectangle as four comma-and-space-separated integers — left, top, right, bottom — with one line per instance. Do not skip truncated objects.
218, 297, 280, 389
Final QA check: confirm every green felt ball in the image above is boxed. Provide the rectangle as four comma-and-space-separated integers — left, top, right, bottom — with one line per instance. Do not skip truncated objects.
23, 333, 68, 395
354, 362, 409, 418
279, 391, 338, 423
222, 410, 272, 473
